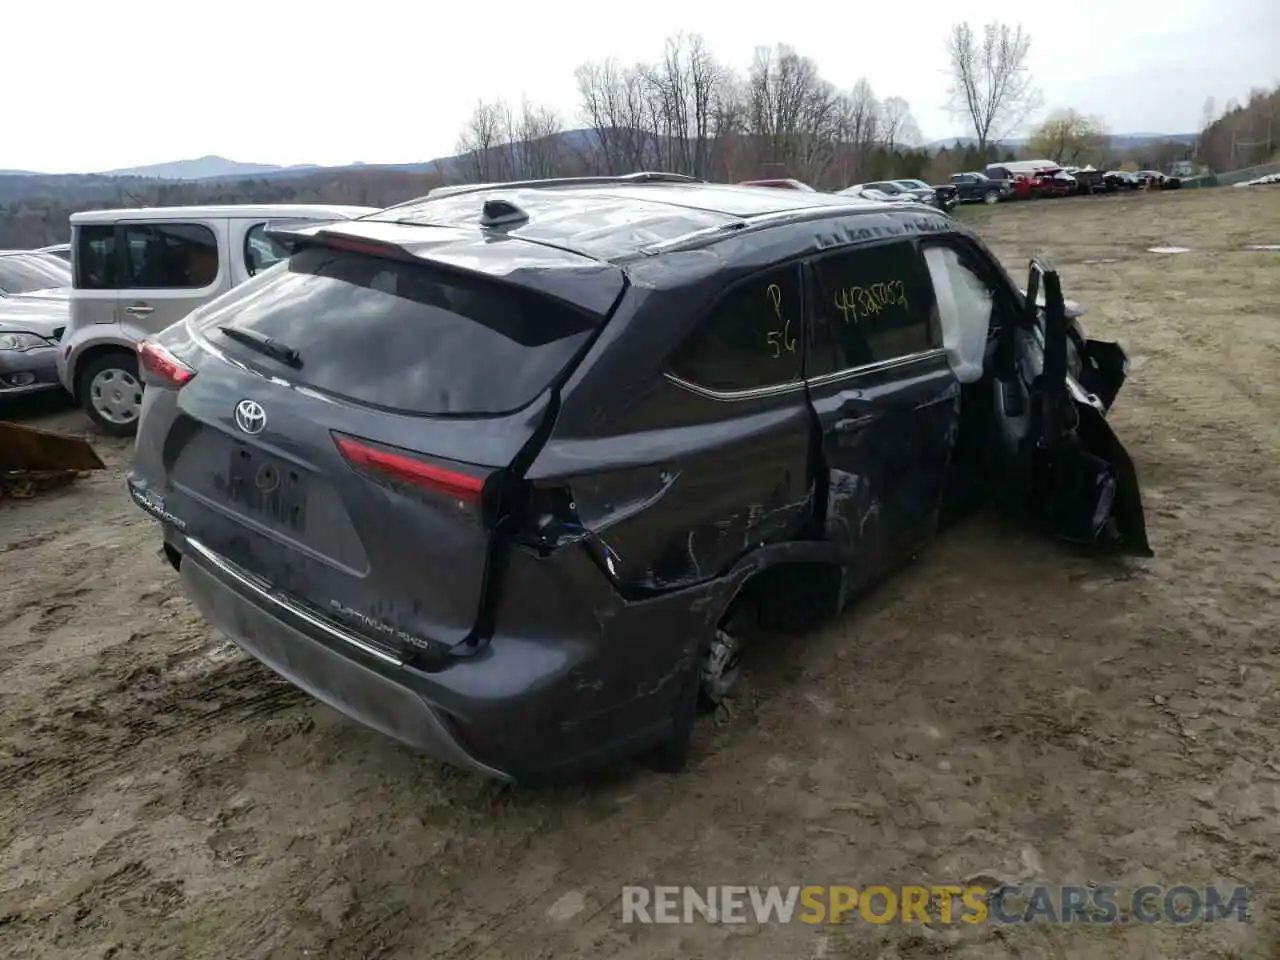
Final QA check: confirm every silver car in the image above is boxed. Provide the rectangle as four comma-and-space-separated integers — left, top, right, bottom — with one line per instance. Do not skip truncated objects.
58, 204, 378, 435
0, 252, 72, 400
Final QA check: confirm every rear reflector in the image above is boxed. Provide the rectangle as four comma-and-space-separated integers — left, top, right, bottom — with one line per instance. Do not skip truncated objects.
334, 435, 484, 504
138, 340, 195, 387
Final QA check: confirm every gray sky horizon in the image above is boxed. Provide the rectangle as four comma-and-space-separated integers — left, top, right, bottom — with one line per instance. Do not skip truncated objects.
8, 0, 1276, 174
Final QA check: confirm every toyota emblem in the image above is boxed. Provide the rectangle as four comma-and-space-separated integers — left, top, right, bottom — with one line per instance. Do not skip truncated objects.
234, 399, 267, 435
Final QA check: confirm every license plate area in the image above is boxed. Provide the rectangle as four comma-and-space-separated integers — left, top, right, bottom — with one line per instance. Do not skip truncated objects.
215, 443, 309, 532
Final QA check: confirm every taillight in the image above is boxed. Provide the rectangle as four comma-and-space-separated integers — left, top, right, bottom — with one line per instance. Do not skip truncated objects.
138, 340, 195, 387
334, 434, 485, 508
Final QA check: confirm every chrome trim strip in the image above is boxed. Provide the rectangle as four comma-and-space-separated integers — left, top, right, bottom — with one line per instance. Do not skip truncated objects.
804, 348, 947, 388
183, 536, 405, 667
663, 372, 807, 402
663, 348, 947, 401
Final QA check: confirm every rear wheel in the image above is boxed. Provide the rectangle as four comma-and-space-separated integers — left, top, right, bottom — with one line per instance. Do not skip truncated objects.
699, 628, 742, 707
984, 191, 1000, 205
79, 351, 143, 437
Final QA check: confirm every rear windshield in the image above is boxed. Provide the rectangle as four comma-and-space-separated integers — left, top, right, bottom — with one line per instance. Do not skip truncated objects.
202, 245, 600, 416
0, 255, 69, 294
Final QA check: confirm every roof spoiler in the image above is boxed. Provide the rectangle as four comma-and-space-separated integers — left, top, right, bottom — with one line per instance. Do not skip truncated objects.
263, 218, 363, 253
263, 222, 414, 263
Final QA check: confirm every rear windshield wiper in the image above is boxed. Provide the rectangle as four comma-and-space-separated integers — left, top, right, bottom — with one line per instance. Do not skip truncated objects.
218, 326, 302, 368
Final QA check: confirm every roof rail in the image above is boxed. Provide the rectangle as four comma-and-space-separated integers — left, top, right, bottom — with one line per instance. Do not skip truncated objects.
388, 171, 704, 206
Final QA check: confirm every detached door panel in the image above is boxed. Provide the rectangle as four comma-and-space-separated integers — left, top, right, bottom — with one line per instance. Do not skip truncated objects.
995, 259, 1151, 555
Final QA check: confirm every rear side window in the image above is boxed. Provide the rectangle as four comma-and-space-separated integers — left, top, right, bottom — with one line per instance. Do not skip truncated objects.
809, 240, 940, 375
244, 223, 289, 277
204, 245, 599, 416
74, 225, 118, 290
122, 223, 219, 289
667, 264, 803, 393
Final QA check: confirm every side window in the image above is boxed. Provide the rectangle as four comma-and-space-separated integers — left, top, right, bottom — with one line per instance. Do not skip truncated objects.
921, 242, 999, 385
121, 223, 219, 289
244, 223, 290, 277
809, 240, 940, 375
74, 225, 118, 290
667, 264, 803, 393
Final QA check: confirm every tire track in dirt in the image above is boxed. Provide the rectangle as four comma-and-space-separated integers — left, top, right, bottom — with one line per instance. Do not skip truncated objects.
0, 653, 304, 841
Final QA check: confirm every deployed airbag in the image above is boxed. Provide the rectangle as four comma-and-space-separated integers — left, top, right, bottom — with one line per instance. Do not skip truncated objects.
924, 246, 991, 384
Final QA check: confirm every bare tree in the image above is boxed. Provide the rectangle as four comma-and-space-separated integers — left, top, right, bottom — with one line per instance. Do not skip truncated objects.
946, 21, 1043, 152
465, 34, 942, 190
504, 100, 564, 179
1027, 109, 1109, 165
745, 45, 845, 183
454, 99, 508, 182
880, 96, 922, 152
574, 59, 658, 174
708, 74, 750, 180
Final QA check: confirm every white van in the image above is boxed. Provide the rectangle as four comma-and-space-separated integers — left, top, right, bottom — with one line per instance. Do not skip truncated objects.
58, 203, 378, 435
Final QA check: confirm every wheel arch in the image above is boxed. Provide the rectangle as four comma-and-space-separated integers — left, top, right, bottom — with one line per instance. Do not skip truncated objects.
706, 539, 850, 634
70, 341, 138, 402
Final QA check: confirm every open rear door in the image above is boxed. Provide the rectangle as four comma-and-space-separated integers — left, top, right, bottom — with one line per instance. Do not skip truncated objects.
991, 258, 1152, 557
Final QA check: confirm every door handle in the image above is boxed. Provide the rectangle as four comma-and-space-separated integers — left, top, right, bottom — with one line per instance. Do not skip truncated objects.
125, 303, 154, 316
834, 414, 878, 434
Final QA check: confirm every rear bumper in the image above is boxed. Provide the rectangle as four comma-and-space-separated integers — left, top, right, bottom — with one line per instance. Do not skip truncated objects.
0, 344, 62, 397
176, 534, 515, 781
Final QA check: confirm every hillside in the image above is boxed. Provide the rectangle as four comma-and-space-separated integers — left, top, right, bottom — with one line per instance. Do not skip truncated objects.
0, 126, 1211, 249
0, 168, 444, 248
1196, 84, 1279, 172
97, 155, 320, 180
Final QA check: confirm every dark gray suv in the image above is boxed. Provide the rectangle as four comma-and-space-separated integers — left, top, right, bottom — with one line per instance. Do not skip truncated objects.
127, 173, 1150, 782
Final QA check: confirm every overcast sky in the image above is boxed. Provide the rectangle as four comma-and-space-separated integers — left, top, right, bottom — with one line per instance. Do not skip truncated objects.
7, 0, 1276, 173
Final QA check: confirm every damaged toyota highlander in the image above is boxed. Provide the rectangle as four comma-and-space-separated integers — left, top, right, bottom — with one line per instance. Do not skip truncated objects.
126, 173, 1151, 782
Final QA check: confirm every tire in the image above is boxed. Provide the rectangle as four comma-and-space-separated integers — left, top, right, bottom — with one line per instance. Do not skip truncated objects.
78, 351, 143, 437
983, 191, 1000, 205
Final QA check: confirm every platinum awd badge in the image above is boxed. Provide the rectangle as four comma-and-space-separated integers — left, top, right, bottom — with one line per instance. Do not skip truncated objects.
128, 482, 187, 530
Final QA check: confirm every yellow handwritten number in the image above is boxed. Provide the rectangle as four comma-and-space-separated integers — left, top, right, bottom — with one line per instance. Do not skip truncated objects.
834, 280, 908, 324
765, 283, 796, 359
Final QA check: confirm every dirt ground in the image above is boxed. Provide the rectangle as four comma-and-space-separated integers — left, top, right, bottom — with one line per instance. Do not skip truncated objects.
2, 187, 1279, 960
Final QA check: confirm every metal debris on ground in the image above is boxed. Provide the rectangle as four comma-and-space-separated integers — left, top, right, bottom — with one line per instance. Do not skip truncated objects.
1147, 246, 1192, 254
0, 422, 105, 500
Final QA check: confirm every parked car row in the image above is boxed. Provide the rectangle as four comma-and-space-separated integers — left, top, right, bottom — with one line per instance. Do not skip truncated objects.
944, 162, 1184, 204
2, 174, 1150, 781
1233, 172, 1279, 187
837, 180, 959, 211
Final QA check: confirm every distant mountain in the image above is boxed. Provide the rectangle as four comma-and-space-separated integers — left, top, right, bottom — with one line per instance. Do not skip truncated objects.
96, 155, 322, 180
7, 129, 1201, 181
